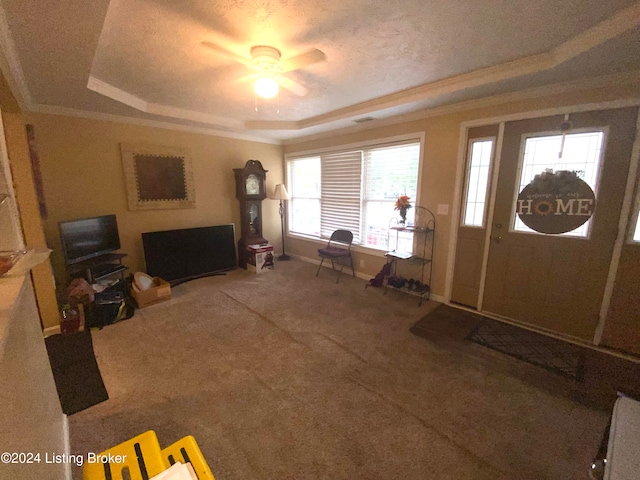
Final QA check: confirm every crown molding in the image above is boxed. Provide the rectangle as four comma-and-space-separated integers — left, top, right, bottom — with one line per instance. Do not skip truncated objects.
78, 3, 640, 133
87, 76, 244, 129
0, 2, 31, 110
28, 103, 282, 145
21, 69, 640, 147
86, 76, 147, 111
252, 2, 640, 132
282, 70, 640, 145
2, 1, 638, 143
244, 119, 299, 130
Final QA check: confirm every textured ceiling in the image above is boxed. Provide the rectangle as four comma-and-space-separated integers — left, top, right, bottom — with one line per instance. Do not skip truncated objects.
0, 0, 639, 142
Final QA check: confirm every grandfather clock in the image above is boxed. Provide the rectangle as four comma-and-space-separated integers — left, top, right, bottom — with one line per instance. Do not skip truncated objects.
234, 160, 268, 268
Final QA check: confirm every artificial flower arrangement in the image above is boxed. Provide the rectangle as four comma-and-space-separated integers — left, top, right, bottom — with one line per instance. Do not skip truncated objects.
394, 195, 412, 223
526, 169, 585, 195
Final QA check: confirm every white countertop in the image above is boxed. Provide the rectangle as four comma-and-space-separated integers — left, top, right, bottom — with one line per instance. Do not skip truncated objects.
605, 396, 640, 480
0, 249, 52, 351
0, 272, 28, 352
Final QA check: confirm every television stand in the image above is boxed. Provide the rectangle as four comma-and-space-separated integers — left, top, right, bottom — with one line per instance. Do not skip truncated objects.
67, 253, 128, 284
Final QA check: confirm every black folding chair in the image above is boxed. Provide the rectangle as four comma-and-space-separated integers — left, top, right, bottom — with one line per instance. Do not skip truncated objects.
316, 230, 355, 283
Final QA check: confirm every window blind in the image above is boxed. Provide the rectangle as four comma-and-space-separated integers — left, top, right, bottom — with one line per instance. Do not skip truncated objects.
320, 151, 362, 241
286, 138, 420, 250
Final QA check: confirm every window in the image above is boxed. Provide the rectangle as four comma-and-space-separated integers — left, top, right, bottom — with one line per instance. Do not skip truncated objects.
462, 139, 494, 227
287, 140, 420, 251
633, 182, 640, 243
288, 156, 321, 237
321, 151, 362, 242
513, 131, 604, 237
363, 143, 420, 249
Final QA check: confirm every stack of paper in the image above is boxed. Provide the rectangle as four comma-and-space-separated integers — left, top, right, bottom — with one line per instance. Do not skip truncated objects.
150, 462, 198, 480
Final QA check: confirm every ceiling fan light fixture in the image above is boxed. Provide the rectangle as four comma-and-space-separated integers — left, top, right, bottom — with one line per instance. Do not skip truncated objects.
254, 75, 279, 99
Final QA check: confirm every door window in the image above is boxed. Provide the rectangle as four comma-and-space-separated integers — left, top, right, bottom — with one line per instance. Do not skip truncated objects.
633, 186, 640, 242
512, 131, 605, 238
462, 139, 494, 227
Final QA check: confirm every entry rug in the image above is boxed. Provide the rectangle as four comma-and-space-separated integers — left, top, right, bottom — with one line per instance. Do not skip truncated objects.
467, 317, 585, 381
45, 331, 108, 415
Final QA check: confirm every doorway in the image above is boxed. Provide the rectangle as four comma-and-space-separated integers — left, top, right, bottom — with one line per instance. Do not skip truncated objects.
451, 107, 638, 342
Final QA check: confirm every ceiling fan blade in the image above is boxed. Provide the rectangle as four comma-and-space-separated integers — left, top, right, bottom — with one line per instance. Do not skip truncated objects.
277, 76, 308, 96
235, 73, 257, 85
201, 41, 251, 67
280, 48, 326, 73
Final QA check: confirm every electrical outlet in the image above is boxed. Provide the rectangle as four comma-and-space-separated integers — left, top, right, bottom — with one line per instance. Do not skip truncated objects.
437, 204, 449, 215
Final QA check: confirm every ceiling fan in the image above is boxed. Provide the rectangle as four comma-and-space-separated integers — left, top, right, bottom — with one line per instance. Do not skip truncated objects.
202, 42, 326, 99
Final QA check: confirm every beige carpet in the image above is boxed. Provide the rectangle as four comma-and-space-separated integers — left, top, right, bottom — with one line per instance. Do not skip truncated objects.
69, 260, 607, 480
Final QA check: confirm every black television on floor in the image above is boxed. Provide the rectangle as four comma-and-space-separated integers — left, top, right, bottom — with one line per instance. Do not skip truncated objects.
59, 214, 121, 265
142, 224, 237, 284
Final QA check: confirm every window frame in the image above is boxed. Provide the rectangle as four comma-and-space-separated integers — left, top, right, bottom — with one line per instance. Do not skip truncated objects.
629, 173, 640, 244
460, 136, 495, 229
284, 133, 424, 255
286, 155, 322, 238
508, 127, 609, 240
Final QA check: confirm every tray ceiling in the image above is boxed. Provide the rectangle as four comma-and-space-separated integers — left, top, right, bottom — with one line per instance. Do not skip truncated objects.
0, 0, 638, 142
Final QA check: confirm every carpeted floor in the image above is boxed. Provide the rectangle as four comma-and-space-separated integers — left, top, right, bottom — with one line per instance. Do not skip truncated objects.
69, 260, 610, 480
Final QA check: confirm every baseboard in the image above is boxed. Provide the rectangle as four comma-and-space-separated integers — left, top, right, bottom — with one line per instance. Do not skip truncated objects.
63, 414, 72, 480
289, 253, 372, 282
290, 253, 444, 302
445, 302, 640, 364
44, 325, 61, 337
428, 293, 444, 303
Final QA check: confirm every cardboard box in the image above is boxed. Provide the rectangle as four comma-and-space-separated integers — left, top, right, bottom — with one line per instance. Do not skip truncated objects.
246, 244, 274, 273
131, 277, 171, 308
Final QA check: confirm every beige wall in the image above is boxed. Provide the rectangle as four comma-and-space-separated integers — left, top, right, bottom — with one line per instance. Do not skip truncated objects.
2, 112, 60, 328
25, 113, 284, 285
284, 82, 640, 298
19, 82, 640, 307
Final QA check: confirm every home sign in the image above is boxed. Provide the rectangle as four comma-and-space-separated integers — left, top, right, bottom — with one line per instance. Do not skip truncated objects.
516, 170, 596, 234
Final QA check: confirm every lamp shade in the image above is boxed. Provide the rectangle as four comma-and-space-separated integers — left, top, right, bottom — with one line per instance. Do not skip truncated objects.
273, 184, 290, 200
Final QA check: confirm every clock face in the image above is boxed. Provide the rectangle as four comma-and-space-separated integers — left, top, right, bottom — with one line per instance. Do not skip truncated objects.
246, 174, 260, 195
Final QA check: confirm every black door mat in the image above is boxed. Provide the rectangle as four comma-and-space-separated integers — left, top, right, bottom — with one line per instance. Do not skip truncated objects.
412, 305, 640, 409
410, 304, 484, 340
45, 331, 108, 415
467, 316, 585, 381
411, 304, 585, 381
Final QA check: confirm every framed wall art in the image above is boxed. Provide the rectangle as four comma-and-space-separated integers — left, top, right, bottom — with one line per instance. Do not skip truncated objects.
26, 124, 47, 218
120, 143, 196, 211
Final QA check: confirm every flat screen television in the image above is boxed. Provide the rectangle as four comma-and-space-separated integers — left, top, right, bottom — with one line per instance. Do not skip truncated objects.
59, 214, 121, 265
142, 224, 237, 284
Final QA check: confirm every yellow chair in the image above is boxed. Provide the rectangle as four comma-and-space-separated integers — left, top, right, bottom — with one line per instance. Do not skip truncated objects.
83, 430, 166, 480
84, 430, 215, 480
162, 435, 216, 480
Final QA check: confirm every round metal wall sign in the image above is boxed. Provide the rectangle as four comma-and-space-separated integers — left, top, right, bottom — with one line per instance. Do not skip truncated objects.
516, 170, 596, 234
